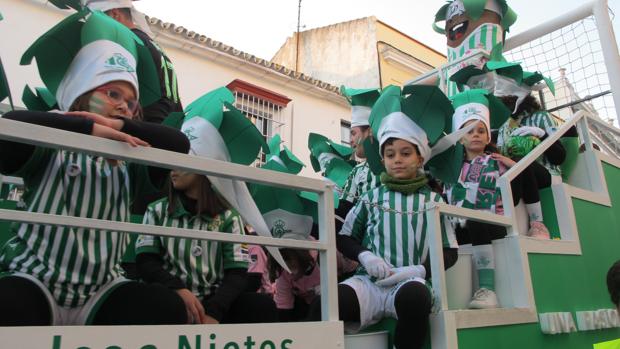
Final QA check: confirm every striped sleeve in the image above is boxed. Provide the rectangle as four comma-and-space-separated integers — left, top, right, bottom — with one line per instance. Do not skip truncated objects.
339, 191, 369, 242
135, 202, 164, 255
221, 211, 249, 269
433, 193, 458, 249
339, 166, 358, 202
530, 111, 558, 136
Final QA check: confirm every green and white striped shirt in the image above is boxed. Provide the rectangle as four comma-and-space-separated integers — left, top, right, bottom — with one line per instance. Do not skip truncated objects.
340, 162, 381, 204
340, 185, 457, 274
497, 111, 562, 176
445, 23, 503, 97
0, 149, 142, 307
136, 198, 248, 296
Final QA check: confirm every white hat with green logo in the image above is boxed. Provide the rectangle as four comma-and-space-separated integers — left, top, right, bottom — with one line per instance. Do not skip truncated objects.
341, 85, 381, 128
20, 8, 160, 111
450, 89, 510, 135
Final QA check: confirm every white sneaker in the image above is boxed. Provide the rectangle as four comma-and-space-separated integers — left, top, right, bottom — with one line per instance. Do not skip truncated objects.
468, 288, 499, 309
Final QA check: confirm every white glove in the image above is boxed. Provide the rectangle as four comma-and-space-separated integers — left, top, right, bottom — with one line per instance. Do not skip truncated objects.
375, 265, 426, 287
358, 251, 392, 279
511, 126, 545, 138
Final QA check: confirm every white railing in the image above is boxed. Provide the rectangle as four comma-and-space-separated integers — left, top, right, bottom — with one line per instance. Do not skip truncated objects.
0, 116, 340, 325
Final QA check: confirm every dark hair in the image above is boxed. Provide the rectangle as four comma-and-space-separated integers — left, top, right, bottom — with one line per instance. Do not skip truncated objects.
105, 7, 133, 21
268, 248, 315, 282
167, 176, 229, 217
69, 88, 143, 121
381, 137, 420, 157
607, 260, 620, 308
500, 94, 542, 117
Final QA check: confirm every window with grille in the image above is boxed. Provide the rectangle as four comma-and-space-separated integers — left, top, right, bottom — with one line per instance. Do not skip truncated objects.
340, 120, 351, 146
227, 80, 291, 166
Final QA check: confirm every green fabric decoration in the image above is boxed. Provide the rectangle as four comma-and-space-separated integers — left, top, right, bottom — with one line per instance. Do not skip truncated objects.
502, 135, 541, 157
307, 132, 354, 187
48, 0, 83, 10
380, 173, 429, 194
266, 134, 305, 175
560, 136, 580, 181
361, 136, 385, 176
161, 111, 185, 130
183, 87, 269, 166
427, 142, 465, 184
340, 85, 381, 108
22, 86, 57, 111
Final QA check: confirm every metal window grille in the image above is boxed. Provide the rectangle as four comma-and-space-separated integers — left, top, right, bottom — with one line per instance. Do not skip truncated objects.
340, 120, 351, 146
233, 91, 285, 166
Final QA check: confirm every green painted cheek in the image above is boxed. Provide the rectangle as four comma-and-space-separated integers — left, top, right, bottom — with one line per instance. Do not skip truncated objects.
88, 95, 108, 115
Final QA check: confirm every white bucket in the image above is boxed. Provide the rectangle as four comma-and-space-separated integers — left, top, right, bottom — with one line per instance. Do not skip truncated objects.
446, 250, 473, 310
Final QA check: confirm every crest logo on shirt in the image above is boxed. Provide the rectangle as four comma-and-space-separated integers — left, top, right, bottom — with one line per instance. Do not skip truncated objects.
66, 163, 82, 177
104, 53, 135, 73
191, 245, 203, 257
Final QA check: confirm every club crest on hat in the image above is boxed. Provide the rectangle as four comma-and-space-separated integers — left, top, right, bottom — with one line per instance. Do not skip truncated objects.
182, 126, 198, 141
104, 53, 135, 73
271, 219, 292, 238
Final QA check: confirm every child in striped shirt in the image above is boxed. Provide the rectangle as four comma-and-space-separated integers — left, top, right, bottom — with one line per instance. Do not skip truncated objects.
135, 171, 277, 324
0, 11, 189, 325
335, 85, 460, 349
339, 87, 381, 205
444, 90, 550, 308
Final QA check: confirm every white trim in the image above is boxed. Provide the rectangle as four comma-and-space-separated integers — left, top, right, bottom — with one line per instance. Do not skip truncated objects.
453, 308, 538, 329
379, 45, 434, 75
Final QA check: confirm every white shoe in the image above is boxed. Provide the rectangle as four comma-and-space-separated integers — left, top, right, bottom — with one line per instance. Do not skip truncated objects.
468, 288, 499, 309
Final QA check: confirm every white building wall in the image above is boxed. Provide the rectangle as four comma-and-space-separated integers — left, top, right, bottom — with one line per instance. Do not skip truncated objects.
0, 0, 349, 180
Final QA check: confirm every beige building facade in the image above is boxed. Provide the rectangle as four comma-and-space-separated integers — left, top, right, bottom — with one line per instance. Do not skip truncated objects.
272, 16, 446, 89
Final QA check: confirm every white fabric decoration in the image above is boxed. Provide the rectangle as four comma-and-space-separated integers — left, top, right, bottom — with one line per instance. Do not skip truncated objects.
351, 106, 372, 128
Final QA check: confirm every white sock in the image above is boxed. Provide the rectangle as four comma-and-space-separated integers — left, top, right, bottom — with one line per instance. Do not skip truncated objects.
526, 202, 544, 222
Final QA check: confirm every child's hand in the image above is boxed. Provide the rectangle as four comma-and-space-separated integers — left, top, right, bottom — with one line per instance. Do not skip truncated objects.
358, 251, 392, 279
91, 123, 150, 147
176, 288, 208, 324
65, 111, 124, 131
490, 153, 517, 168
375, 265, 426, 287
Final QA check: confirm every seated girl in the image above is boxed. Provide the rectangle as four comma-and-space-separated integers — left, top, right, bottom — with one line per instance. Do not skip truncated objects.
135, 171, 277, 324
445, 90, 550, 308
0, 11, 189, 325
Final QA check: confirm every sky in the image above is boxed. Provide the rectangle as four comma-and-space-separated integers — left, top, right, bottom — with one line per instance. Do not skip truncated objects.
133, 0, 620, 61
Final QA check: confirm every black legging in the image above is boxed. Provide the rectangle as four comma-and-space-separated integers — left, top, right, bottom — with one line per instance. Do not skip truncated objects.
0, 276, 187, 326
309, 282, 432, 349
455, 220, 508, 246
202, 292, 278, 324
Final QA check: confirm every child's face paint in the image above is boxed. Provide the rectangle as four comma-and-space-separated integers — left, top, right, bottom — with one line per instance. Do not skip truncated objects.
382, 139, 422, 180
88, 81, 138, 119
460, 120, 489, 154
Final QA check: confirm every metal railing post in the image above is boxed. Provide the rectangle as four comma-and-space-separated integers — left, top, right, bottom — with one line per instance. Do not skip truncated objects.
593, 0, 620, 125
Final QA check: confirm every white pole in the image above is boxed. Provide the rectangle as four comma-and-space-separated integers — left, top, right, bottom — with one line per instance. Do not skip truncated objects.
593, 0, 620, 125
317, 185, 339, 321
